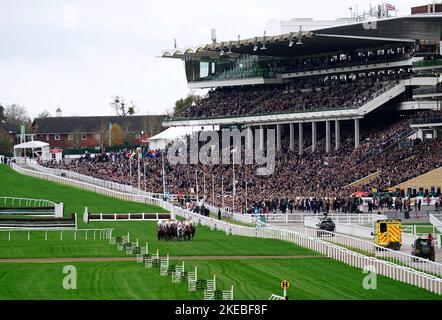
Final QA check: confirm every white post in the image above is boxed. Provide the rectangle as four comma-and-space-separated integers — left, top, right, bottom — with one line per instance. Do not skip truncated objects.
325, 120, 331, 154
146, 242, 149, 254
289, 123, 295, 151
335, 120, 341, 150
354, 118, 360, 149
312, 122, 317, 152
162, 151, 166, 198
298, 123, 304, 156
276, 124, 281, 152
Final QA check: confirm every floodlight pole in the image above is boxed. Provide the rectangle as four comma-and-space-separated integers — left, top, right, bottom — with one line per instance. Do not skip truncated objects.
212, 174, 215, 205
203, 171, 206, 200
221, 176, 225, 209
144, 162, 147, 193
195, 170, 199, 202
137, 150, 141, 191
245, 180, 248, 214
161, 151, 166, 199
232, 150, 236, 213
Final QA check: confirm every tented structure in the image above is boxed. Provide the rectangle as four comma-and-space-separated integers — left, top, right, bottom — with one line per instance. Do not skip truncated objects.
13, 141, 50, 161
149, 126, 219, 150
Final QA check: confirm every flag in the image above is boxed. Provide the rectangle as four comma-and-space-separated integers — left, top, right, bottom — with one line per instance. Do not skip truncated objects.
386, 3, 396, 11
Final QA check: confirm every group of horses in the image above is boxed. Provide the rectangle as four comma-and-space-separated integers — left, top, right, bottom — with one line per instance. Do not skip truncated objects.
157, 219, 196, 241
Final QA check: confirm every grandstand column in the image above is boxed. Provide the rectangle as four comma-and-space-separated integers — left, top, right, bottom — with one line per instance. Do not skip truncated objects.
259, 125, 264, 150
289, 123, 295, 151
298, 123, 304, 156
312, 122, 317, 152
354, 119, 360, 149
335, 120, 341, 150
277, 124, 281, 152
325, 120, 331, 154
246, 127, 253, 150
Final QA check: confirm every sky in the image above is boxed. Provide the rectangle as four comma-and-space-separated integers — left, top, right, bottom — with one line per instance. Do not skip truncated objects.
0, 0, 427, 119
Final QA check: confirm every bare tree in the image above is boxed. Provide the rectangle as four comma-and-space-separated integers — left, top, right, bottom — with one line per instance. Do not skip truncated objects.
111, 96, 136, 116
144, 116, 164, 137
72, 128, 82, 149
4, 104, 31, 127
38, 110, 51, 118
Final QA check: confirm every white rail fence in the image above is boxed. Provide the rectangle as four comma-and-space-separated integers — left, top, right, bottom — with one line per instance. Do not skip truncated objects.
304, 216, 420, 245
11, 163, 173, 219
0, 228, 113, 241
300, 218, 442, 277
11, 162, 442, 295
0, 196, 64, 218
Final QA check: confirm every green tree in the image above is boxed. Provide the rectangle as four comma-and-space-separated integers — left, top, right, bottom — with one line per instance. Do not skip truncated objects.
0, 127, 12, 154
173, 95, 200, 116
0, 104, 4, 121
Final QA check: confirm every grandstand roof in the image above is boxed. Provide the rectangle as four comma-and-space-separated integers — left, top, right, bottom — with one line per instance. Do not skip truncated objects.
161, 14, 442, 59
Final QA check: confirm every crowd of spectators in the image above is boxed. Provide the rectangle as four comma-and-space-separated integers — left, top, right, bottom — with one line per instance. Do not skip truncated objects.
40, 115, 441, 214
176, 71, 410, 119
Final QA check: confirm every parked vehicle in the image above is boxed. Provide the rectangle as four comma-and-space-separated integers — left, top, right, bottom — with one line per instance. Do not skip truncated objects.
411, 238, 435, 262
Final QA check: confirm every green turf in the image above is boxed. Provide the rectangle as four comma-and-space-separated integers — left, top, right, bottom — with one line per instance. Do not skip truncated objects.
0, 221, 315, 258
0, 259, 439, 300
0, 165, 167, 215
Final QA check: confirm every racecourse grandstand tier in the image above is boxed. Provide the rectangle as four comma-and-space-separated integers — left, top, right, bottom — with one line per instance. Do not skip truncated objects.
162, 13, 442, 130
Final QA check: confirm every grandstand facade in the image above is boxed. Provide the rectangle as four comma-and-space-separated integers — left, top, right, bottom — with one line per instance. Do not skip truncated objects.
162, 13, 442, 150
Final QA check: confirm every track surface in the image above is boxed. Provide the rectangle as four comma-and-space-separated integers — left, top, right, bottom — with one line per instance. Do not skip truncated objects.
0, 255, 325, 264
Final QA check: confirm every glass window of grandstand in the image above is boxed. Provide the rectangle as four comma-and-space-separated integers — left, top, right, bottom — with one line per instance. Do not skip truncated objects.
437, 188, 441, 196
46, 134, 50, 141
94, 134, 100, 140
419, 187, 424, 196
81, 134, 87, 141
185, 55, 267, 82
68, 134, 74, 141
54, 134, 60, 141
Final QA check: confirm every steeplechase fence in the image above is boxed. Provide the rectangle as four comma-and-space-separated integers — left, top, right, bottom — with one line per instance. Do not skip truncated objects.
0, 228, 113, 241
0, 196, 64, 218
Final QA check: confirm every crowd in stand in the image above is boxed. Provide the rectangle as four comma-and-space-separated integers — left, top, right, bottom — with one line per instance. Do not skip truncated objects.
40, 113, 442, 214
176, 71, 410, 119
280, 46, 414, 74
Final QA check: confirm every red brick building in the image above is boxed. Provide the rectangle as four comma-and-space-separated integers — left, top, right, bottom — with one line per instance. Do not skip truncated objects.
31, 112, 165, 150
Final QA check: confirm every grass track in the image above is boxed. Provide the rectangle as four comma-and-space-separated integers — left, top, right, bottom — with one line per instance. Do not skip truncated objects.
0, 259, 439, 300
0, 165, 166, 215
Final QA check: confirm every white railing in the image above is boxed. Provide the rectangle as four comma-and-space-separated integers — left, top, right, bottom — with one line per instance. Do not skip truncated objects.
11, 162, 442, 295
0, 228, 113, 240
430, 215, 442, 234
11, 164, 172, 219
301, 218, 442, 277
304, 216, 419, 245
26, 160, 168, 200
0, 196, 56, 208
87, 213, 171, 222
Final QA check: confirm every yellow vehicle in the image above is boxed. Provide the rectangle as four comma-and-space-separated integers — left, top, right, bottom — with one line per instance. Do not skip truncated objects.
374, 219, 402, 250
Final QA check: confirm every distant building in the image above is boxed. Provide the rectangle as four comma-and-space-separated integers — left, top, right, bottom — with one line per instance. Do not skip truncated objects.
32, 111, 165, 150
280, 17, 354, 33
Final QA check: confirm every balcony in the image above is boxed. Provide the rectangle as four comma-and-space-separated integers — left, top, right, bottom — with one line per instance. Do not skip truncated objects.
413, 86, 442, 100
413, 59, 442, 71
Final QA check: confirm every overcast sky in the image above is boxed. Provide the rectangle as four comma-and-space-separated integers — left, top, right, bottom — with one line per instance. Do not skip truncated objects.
0, 0, 426, 118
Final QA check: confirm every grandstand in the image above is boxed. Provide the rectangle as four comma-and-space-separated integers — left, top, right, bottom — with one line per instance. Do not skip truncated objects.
39, 9, 442, 214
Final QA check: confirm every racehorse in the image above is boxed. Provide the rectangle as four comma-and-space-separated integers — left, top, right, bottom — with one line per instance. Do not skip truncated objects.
157, 219, 196, 241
